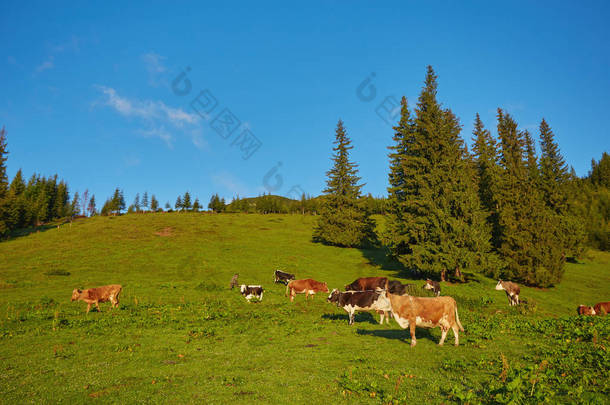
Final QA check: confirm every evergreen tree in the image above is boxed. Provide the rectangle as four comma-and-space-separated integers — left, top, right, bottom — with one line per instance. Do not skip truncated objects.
71, 192, 80, 217
150, 195, 159, 212
192, 198, 201, 211
142, 192, 149, 211
208, 194, 226, 212
134, 193, 140, 213
183, 191, 192, 211
118, 189, 126, 214
384, 67, 493, 280
165, 202, 171, 211
539, 119, 569, 212
175, 195, 183, 211
88, 195, 96, 216
0, 127, 8, 235
313, 119, 373, 247
495, 109, 564, 286
471, 113, 502, 247
589, 152, 610, 188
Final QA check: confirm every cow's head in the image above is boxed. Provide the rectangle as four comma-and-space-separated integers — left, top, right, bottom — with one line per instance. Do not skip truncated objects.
327, 289, 340, 303
322, 283, 329, 293
71, 289, 81, 301
344, 282, 357, 291
578, 305, 596, 316
239, 285, 247, 294
495, 280, 505, 291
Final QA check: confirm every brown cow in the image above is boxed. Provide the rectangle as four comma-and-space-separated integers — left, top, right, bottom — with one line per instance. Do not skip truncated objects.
286, 279, 329, 302
577, 305, 596, 316
71, 284, 122, 313
495, 280, 520, 306
345, 277, 387, 292
387, 293, 464, 347
594, 302, 610, 315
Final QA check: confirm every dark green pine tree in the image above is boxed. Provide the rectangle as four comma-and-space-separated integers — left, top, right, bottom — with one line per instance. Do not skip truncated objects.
142, 192, 149, 211
538, 119, 585, 257
150, 195, 159, 212
7, 169, 28, 229
471, 113, 502, 248
71, 192, 80, 217
589, 152, 610, 188
495, 110, 564, 286
385, 67, 493, 280
133, 193, 140, 212
385, 96, 415, 256
0, 127, 9, 235
88, 195, 96, 216
192, 198, 201, 211
183, 191, 192, 211
313, 119, 374, 248
175, 195, 183, 211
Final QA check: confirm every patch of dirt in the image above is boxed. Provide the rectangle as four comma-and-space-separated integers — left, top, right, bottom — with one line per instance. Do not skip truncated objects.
155, 227, 174, 237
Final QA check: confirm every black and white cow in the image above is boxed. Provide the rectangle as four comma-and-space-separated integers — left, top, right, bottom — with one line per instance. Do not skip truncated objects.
327, 289, 392, 325
240, 285, 263, 302
274, 270, 296, 285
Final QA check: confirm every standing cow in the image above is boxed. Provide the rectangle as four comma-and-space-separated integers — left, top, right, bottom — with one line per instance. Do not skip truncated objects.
286, 279, 329, 302
229, 274, 239, 289
274, 270, 296, 285
327, 289, 392, 325
240, 285, 263, 302
71, 284, 122, 313
345, 277, 388, 292
495, 280, 520, 306
387, 293, 464, 347
388, 280, 415, 296
422, 279, 441, 296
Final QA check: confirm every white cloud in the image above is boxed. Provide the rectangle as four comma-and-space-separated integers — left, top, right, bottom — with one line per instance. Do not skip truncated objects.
35, 56, 54, 74
142, 52, 167, 87
96, 86, 204, 149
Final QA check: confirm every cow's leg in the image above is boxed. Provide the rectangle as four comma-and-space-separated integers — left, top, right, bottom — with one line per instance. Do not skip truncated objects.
290, 289, 295, 302
86, 303, 91, 313
378, 310, 384, 325
305, 290, 310, 300
452, 325, 460, 346
515, 295, 519, 305
349, 311, 354, 325
409, 322, 417, 347
439, 326, 448, 346
95, 301, 101, 312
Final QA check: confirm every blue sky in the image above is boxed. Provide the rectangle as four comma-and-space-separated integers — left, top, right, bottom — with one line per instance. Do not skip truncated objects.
1, 1, 609, 208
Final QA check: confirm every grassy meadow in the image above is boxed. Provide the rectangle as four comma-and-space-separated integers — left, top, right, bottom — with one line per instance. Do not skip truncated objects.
0, 213, 609, 403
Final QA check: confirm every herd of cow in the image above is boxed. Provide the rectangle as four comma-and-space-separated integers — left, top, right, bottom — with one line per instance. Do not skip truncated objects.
70, 270, 609, 348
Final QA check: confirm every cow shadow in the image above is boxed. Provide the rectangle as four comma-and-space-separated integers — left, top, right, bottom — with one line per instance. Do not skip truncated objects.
357, 328, 437, 344
321, 312, 379, 325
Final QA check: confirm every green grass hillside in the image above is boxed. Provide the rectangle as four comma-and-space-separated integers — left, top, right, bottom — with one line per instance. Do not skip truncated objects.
0, 213, 609, 403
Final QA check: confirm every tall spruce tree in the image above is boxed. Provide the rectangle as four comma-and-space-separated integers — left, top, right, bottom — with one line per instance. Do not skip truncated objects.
538, 119, 585, 257
495, 109, 564, 286
0, 127, 8, 235
150, 195, 159, 212
313, 119, 373, 247
385, 67, 493, 280
471, 113, 502, 248
183, 191, 192, 211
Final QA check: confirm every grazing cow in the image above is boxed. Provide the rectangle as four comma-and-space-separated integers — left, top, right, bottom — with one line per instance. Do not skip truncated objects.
327, 289, 392, 325
387, 293, 464, 347
274, 269, 296, 285
422, 279, 441, 296
286, 279, 329, 302
495, 280, 520, 306
229, 274, 239, 290
577, 305, 596, 316
345, 277, 388, 292
388, 280, 415, 296
240, 285, 263, 302
593, 302, 610, 315
71, 284, 122, 313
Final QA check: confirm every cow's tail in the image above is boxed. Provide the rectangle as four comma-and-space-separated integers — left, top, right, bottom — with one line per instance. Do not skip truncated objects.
455, 304, 464, 332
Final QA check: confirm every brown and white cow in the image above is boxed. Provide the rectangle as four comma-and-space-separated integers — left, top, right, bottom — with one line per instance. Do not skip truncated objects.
387, 293, 464, 347
495, 280, 520, 306
345, 277, 388, 292
71, 284, 122, 313
577, 305, 596, 316
286, 279, 329, 302
422, 279, 441, 296
240, 285, 263, 302
327, 289, 392, 325
594, 302, 610, 315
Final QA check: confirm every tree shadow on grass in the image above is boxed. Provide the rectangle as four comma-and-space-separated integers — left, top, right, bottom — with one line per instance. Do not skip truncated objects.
321, 312, 379, 325
357, 245, 421, 281
357, 327, 437, 344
